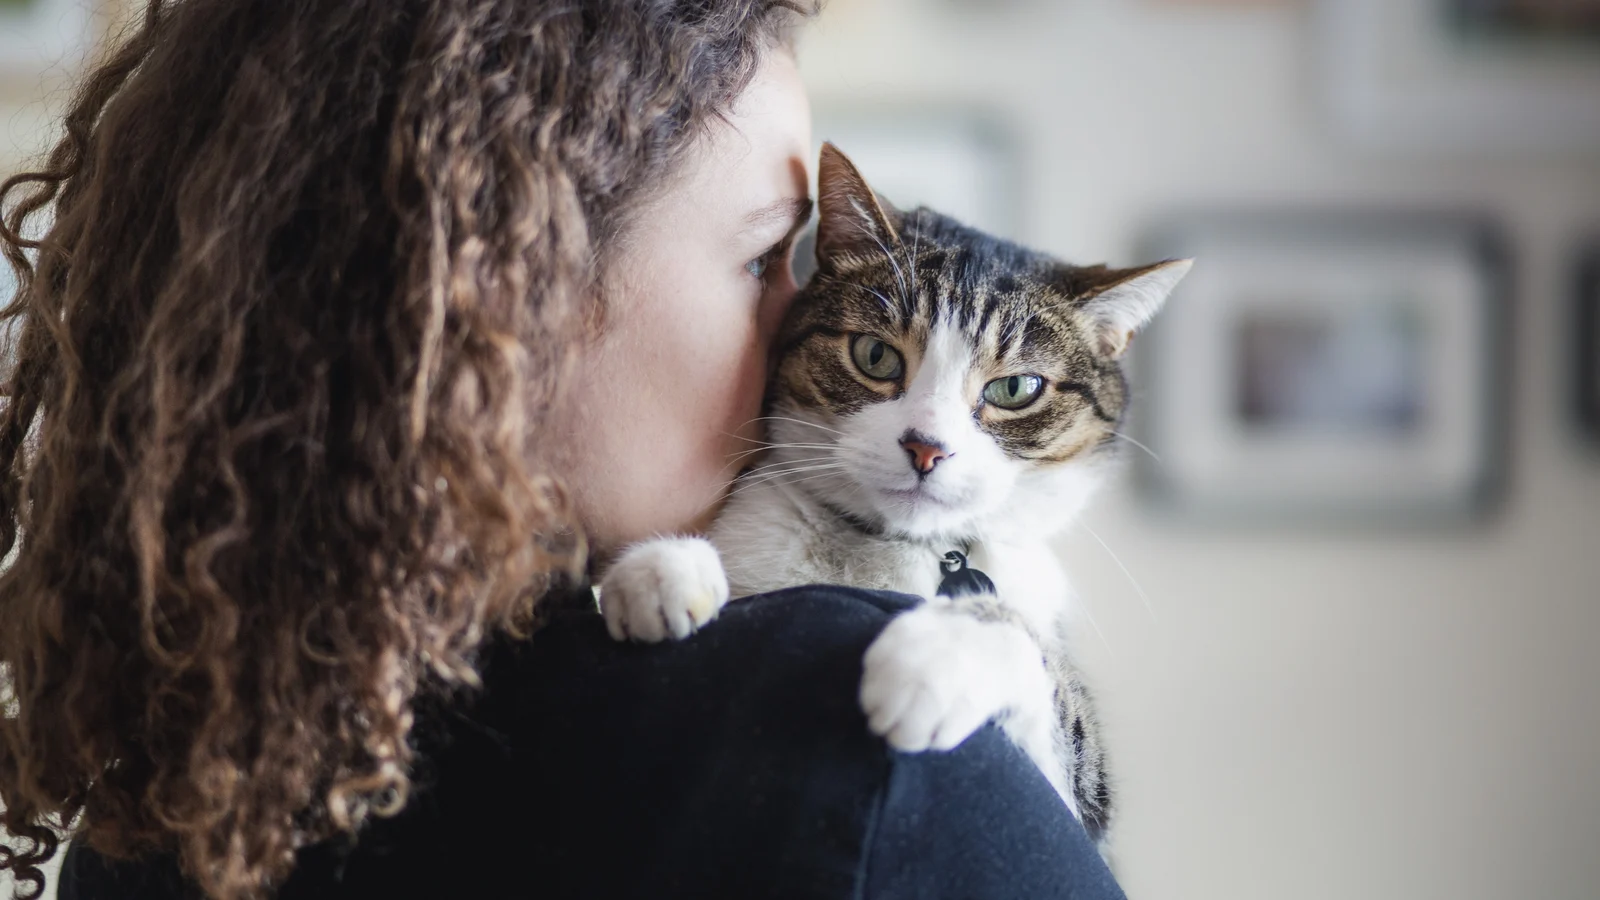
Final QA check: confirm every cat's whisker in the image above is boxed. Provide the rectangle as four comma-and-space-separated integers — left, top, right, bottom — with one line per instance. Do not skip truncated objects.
866, 229, 910, 312
1108, 431, 1162, 465
906, 210, 922, 313
727, 440, 837, 455
863, 286, 894, 313
749, 415, 847, 437
734, 440, 838, 452
728, 452, 832, 471
739, 463, 848, 485
722, 430, 836, 450
738, 456, 840, 475
747, 465, 848, 484
1081, 604, 1116, 659
733, 469, 850, 499
1079, 522, 1159, 623
726, 467, 848, 501
743, 450, 841, 466
726, 442, 837, 464
732, 459, 847, 482
734, 460, 848, 485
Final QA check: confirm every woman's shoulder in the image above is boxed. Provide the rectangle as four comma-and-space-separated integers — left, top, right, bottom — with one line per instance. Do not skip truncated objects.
526, 582, 921, 663
355, 585, 926, 897
467, 584, 1119, 898
61, 585, 1122, 899
486, 583, 924, 735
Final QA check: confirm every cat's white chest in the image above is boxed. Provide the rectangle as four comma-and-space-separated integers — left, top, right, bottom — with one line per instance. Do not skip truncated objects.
966, 537, 1072, 640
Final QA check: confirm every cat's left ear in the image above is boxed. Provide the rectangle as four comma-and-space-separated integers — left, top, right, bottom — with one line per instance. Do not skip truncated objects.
1072, 259, 1193, 359
815, 142, 901, 269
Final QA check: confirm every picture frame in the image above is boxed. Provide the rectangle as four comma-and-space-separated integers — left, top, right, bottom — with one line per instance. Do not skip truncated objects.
1133, 212, 1511, 525
1317, 0, 1600, 154
1576, 237, 1600, 444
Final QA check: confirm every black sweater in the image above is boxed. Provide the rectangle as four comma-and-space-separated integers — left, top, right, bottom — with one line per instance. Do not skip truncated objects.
60, 586, 1125, 899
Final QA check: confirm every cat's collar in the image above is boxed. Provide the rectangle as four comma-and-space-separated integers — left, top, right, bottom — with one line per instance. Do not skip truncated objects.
815, 498, 890, 540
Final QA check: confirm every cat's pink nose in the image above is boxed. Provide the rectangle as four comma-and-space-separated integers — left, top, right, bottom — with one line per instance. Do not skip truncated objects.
900, 435, 951, 475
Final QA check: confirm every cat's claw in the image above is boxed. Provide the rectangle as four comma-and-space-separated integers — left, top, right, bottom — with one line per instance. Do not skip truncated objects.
860, 606, 1046, 753
598, 538, 730, 643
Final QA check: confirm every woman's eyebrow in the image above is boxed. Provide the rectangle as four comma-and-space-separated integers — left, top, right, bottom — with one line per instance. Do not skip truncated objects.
744, 196, 815, 233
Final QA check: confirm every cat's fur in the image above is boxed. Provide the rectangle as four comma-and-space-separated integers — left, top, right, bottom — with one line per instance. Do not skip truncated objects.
597, 143, 1189, 845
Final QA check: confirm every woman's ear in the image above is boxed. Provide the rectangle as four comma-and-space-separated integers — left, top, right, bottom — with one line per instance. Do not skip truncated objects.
1071, 259, 1193, 359
814, 142, 900, 270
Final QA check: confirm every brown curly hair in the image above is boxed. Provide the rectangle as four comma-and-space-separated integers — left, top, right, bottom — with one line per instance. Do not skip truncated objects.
0, 1, 811, 897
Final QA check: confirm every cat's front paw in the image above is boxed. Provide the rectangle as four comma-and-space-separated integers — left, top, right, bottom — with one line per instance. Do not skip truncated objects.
598, 538, 730, 643
860, 606, 1045, 753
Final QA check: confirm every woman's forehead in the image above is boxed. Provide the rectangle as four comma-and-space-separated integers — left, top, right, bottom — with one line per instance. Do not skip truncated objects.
691, 51, 813, 229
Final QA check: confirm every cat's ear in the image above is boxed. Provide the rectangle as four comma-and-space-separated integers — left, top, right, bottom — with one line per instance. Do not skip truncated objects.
1071, 259, 1193, 359
815, 142, 901, 268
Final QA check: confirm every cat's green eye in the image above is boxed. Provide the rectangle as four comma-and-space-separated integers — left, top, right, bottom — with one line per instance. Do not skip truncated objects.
850, 335, 904, 381
983, 374, 1045, 410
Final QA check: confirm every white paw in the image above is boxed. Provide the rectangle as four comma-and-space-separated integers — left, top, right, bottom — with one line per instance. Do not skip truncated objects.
860, 606, 1046, 753
598, 538, 730, 643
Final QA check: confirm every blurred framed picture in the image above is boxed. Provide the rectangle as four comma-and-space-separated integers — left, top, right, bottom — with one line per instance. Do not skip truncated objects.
1577, 238, 1600, 443
1134, 213, 1510, 524
0, 0, 101, 79
1451, 0, 1600, 37
1318, 0, 1600, 154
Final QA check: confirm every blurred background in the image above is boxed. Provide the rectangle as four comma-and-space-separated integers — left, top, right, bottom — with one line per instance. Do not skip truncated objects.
4, 0, 1600, 898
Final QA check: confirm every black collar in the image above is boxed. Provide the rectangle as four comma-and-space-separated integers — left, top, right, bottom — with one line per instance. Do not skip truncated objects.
814, 499, 974, 558
816, 498, 891, 539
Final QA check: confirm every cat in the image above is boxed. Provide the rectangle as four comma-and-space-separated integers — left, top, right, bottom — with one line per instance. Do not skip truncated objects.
595, 142, 1190, 845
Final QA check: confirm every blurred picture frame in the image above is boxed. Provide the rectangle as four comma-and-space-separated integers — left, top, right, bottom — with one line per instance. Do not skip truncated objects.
1451, 0, 1600, 37
1576, 237, 1600, 444
1317, 0, 1600, 154
1134, 212, 1510, 525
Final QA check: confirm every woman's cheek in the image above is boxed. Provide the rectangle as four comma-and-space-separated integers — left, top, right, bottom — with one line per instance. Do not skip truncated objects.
711, 318, 770, 471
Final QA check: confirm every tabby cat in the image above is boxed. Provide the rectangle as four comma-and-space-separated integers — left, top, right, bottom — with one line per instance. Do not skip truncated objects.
597, 143, 1189, 845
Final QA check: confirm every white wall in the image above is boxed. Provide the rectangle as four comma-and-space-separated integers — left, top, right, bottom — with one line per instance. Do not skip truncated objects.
800, 2, 1600, 899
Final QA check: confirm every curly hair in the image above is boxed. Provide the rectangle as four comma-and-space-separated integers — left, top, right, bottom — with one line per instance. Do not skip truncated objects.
0, 1, 811, 897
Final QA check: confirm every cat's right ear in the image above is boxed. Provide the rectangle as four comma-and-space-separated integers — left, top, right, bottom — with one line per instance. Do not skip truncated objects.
815, 142, 900, 269
1071, 259, 1193, 360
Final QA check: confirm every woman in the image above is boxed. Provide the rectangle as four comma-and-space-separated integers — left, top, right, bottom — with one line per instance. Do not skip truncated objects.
0, 1, 1124, 898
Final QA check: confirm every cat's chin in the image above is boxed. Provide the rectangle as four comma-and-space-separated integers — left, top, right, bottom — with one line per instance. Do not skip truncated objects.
879, 485, 957, 506
871, 488, 987, 542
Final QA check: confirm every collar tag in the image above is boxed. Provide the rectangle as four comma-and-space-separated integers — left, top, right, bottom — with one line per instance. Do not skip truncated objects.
936, 550, 996, 599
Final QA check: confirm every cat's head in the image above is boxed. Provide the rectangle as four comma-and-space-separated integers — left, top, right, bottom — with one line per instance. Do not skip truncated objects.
762, 143, 1190, 542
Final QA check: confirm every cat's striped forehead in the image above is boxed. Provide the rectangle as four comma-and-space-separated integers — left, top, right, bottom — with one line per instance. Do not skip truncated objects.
775, 209, 1131, 462
803, 211, 1107, 353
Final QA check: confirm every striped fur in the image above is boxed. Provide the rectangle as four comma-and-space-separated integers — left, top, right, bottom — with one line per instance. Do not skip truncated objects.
720, 148, 1184, 845
598, 145, 1188, 852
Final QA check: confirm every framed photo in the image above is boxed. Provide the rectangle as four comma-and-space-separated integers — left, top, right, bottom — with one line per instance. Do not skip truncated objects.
792, 106, 1021, 284
1577, 238, 1600, 443
1317, 0, 1600, 154
1, 0, 101, 81
1451, 0, 1600, 37
1133, 212, 1510, 524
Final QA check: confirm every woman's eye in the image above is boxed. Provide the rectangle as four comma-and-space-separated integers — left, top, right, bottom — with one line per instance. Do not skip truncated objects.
850, 334, 904, 381
746, 241, 787, 283
982, 374, 1045, 410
